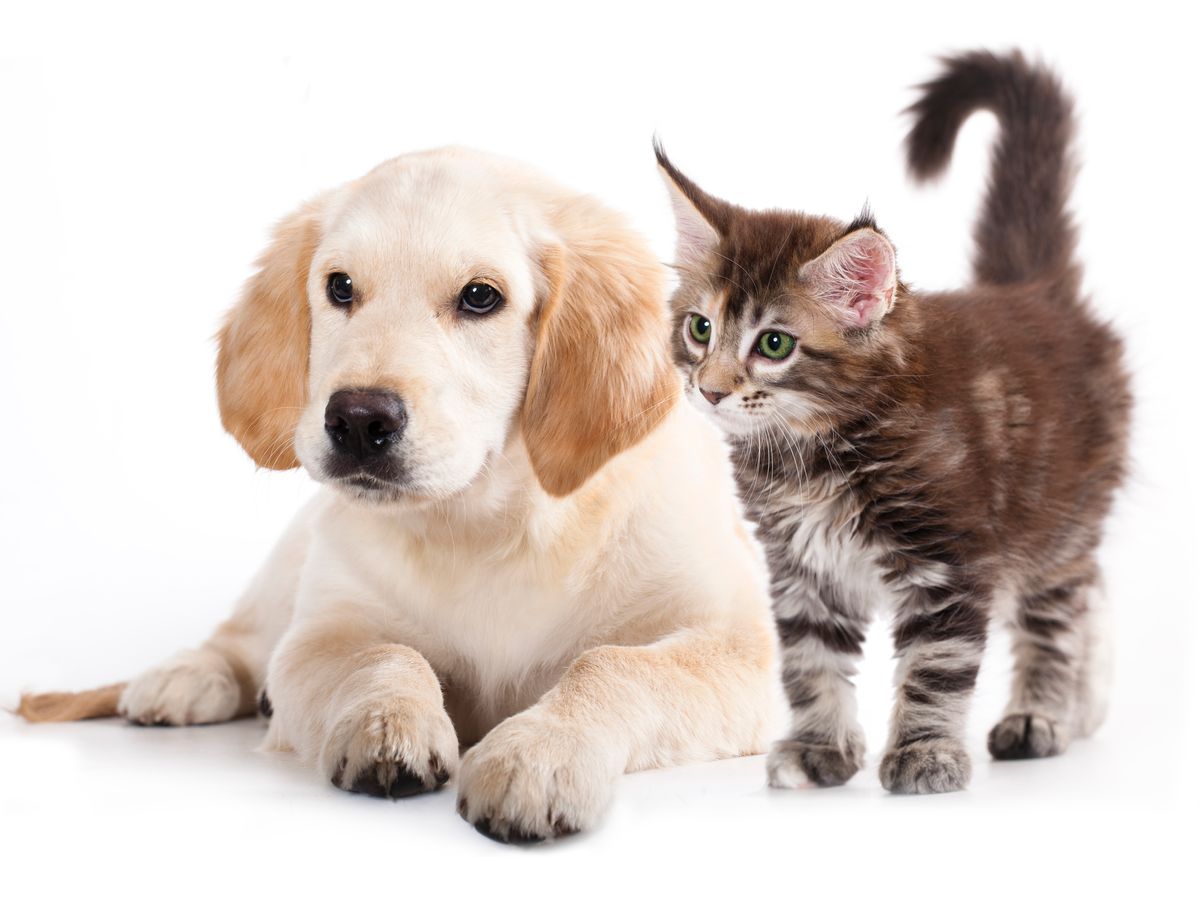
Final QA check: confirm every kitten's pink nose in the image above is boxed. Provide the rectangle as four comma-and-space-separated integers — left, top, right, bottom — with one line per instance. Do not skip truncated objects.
700, 387, 729, 406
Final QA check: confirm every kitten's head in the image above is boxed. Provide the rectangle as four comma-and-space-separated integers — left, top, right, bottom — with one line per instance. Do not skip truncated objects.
657, 145, 902, 440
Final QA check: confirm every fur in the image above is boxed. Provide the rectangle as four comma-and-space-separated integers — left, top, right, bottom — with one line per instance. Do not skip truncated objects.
18, 147, 780, 842
659, 51, 1130, 794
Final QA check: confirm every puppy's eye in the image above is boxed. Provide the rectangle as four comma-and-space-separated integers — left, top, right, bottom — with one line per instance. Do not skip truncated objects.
756, 331, 796, 360
327, 272, 354, 305
688, 314, 712, 345
459, 282, 503, 315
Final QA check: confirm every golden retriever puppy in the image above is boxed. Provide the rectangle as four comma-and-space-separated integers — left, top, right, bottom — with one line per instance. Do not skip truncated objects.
18, 148, 779, 843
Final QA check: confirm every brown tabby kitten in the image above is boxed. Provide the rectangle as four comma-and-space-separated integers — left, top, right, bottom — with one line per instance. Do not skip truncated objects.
658, 51, 1130, 793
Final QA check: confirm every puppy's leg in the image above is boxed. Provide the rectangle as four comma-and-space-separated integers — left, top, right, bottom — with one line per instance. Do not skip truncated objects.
117, 509, 310, 726
457, 622, 776, 843
266, 615, 458, 798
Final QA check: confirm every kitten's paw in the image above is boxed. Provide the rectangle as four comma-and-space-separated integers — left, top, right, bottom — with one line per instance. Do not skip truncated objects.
457, 710, 615, 844
767, 735, 864, 788
325, 695, 457, 799
988, 712, 1069, 760
118, 649, 241, 726
879, 739, 971, 794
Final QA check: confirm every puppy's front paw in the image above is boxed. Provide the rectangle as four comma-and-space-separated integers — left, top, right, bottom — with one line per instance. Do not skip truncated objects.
325, 694, 458, 799
768, 732, 865, 788
457, 710, 617, 844
988, 712, 1069, 760
879, 739, 971, 794
118, 649, 241, 725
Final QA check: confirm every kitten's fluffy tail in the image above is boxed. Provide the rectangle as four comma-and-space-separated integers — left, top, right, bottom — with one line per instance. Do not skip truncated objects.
906, 50, 1079, 290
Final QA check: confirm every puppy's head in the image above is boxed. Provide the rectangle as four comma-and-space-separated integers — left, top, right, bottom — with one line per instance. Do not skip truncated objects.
216, 148, 677, 503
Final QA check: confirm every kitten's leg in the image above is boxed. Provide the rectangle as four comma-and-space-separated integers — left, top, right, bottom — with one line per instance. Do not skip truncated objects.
880, 586, 989, 794
989, 563, 1108, 759
767, 590, 869, 788
1072, 576, 1113, 739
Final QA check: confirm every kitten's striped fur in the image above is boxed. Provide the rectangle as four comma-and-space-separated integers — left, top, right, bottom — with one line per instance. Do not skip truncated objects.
659, 51, 1130, 793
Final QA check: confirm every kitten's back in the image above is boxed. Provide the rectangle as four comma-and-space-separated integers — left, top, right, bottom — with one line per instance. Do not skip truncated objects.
900, 52, 1130, 559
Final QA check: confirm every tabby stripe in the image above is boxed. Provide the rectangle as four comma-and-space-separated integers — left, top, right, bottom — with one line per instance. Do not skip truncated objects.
893, 600, 987, 650
782, 676, 819, 709
776, 615, 865, 655
902, 665, 980, 704
1017, 610, 1075, 638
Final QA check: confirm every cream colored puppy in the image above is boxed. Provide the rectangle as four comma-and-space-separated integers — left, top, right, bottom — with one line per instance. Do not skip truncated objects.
19, 148, 779, 843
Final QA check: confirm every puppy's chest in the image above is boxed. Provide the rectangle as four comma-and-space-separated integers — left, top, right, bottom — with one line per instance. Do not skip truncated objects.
748, 472, 896, 616
370, 542, 597, 685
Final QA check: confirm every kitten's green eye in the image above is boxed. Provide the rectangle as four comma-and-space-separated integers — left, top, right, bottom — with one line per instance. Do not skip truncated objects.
756, 331, 796, 360
688, 314, 712, 345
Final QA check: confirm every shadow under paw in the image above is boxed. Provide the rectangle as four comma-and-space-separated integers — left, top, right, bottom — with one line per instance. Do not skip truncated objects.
988, 713, 1068, 761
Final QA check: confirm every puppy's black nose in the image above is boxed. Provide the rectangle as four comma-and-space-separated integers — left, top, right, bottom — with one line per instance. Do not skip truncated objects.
324, 390, 407, 458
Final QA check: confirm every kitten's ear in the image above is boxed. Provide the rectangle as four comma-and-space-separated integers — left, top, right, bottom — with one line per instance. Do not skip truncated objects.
800, 228, 898, 328
654, 141, 723, 269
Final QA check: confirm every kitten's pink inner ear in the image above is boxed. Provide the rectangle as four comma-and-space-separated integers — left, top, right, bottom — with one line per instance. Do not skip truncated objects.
803, 230, 898, 328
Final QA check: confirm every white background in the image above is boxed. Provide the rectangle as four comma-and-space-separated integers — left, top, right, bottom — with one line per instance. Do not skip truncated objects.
1, 2, 1196, 895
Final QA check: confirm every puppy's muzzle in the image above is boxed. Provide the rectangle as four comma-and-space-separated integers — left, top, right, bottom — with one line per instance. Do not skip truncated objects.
324, 389, 407, 463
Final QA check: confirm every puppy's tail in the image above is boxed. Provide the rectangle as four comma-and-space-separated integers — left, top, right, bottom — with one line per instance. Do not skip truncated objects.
14, 683, 125, 722
905, 50, 1079, 291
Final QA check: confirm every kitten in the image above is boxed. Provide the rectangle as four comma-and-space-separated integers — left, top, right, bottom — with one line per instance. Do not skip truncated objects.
657, 51, 1130, 794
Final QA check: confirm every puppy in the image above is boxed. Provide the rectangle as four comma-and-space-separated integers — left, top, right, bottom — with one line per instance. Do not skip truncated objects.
19, 148, 779, 843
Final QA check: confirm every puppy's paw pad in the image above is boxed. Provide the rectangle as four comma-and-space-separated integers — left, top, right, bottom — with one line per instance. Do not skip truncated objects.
117, 650, 241, 726
988, 712, 1068, 760
456, 713, 609, 844
879, 740, 971, 794
326, 699, 457, 800
768, 737, 863, 788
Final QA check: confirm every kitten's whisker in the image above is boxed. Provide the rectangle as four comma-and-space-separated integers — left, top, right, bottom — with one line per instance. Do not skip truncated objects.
711, 250, 754, 288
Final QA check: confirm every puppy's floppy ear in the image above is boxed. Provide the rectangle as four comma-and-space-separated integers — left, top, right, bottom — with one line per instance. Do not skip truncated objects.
523, 201, 679, 497
216, 196, 326, 469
